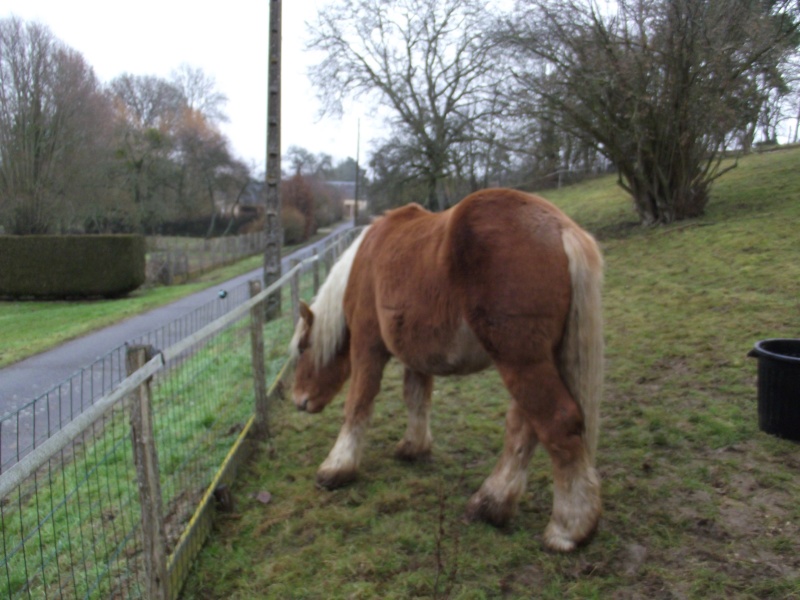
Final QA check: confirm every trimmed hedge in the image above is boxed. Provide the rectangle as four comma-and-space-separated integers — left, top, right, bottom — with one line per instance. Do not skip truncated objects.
0, 235, 146, 299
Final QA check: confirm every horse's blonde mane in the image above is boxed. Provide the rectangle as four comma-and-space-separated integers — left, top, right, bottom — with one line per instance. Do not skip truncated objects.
290, 227, 370, 368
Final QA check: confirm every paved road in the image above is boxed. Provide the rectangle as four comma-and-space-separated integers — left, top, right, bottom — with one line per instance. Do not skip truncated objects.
0, 222, 355, 470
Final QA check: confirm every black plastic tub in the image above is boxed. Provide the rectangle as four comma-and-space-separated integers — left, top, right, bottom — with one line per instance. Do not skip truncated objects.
748, 339, 800, 441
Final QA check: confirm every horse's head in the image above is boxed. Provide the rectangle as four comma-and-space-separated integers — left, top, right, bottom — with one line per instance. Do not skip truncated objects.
290, 301, 351, 413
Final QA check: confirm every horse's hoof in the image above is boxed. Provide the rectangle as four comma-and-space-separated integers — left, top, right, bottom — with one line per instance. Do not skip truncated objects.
543, 525, 577, 552
543, 515, 599, 553
315, 468, 357, 490
464, 492, 514, 528
394, 440, 432, 462
544, 468, 601, 552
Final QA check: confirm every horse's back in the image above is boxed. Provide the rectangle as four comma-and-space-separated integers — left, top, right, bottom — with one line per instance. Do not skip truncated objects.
346, 189, 576, 368
446, 189, 573, 269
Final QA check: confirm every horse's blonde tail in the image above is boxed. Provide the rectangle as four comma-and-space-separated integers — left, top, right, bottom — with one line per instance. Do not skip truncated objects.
559, 226, 604, 466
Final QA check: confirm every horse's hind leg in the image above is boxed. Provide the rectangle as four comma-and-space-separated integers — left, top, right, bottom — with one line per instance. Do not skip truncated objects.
465, 399, 538, 526
470, 360, 601, 552
395, 369, 434, 461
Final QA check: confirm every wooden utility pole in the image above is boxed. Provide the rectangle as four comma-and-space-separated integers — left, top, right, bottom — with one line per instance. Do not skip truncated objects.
263, 0, 282, 318
354, 118, 360, 226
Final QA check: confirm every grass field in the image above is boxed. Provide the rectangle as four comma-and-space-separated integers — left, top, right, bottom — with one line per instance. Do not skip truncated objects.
0, 233, 327, 369
180, 148, 800, 599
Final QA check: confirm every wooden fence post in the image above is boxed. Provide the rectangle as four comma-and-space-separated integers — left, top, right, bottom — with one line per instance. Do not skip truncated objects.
126, 345, 168, 600
289, 259, 300, 325
249, 280, 269, 440
290, 259, 300, 326
324, 248, 333, 278
312, 247, 320, 294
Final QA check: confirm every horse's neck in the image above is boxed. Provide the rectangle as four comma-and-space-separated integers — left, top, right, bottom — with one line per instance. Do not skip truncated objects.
310, 227, 369, 367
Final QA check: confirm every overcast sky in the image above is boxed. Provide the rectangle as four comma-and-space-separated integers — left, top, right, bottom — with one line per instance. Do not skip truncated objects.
1, 0, 383, 172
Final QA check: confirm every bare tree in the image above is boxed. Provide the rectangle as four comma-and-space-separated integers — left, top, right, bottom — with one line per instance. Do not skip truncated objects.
308, 0, 502, 210
502, 0, 799, 225
776, 52, 800, 143
49, 44, 118, 232
109, 74, 186, 228
367, 139, 431, 213
0, 17, 114, 233
285, 145, 332, 177
110, 73, 185, 131
282, 173, 316, 240
171, 64, 229, 124
170, 67, 246, 234
173, 109, 229, 221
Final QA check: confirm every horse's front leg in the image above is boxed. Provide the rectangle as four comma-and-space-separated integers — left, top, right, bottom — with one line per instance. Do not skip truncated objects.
395, 369, 434, 461
316, 350, 389, 489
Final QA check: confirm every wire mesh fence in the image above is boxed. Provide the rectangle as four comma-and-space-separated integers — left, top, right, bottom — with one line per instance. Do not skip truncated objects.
0, 228, 357, 476
2, 366, 153, 599
146, 232, 266, 285
0, 227, 362, 599
0, 283, 251, 476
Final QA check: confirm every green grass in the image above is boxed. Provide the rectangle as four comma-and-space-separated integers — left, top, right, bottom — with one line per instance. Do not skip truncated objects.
181, 147, 800, 599
0, 282, 215, 368
0, 263, 263, 369
0, 231, 333, 369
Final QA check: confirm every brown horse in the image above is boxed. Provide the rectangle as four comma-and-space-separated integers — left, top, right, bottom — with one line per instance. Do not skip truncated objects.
289, 188, 604, 552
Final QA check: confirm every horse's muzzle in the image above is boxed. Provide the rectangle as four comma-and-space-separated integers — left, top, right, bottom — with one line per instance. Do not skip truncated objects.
293, 393, 309, 412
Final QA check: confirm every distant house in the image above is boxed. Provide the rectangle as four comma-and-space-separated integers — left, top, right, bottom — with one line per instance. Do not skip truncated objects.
326, 180, 368, 220
219, 178, 369, 222
224, 180, 265, 219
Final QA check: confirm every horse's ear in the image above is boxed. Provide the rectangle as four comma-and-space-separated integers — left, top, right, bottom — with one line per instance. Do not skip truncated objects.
299, 301, 314, 327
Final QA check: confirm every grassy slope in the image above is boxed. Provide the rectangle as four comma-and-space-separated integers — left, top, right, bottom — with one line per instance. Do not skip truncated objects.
184, 149, 800, 599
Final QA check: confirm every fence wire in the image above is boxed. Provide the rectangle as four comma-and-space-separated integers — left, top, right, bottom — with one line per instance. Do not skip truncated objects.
0, 227, 362, 599
0, 283, 254, 476
1, 399, 146, 599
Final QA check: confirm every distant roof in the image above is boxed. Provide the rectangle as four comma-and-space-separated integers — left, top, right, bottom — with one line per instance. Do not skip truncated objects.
325, 180, 356, 200
240, 180, 264, 206
240, 178, 365, 206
